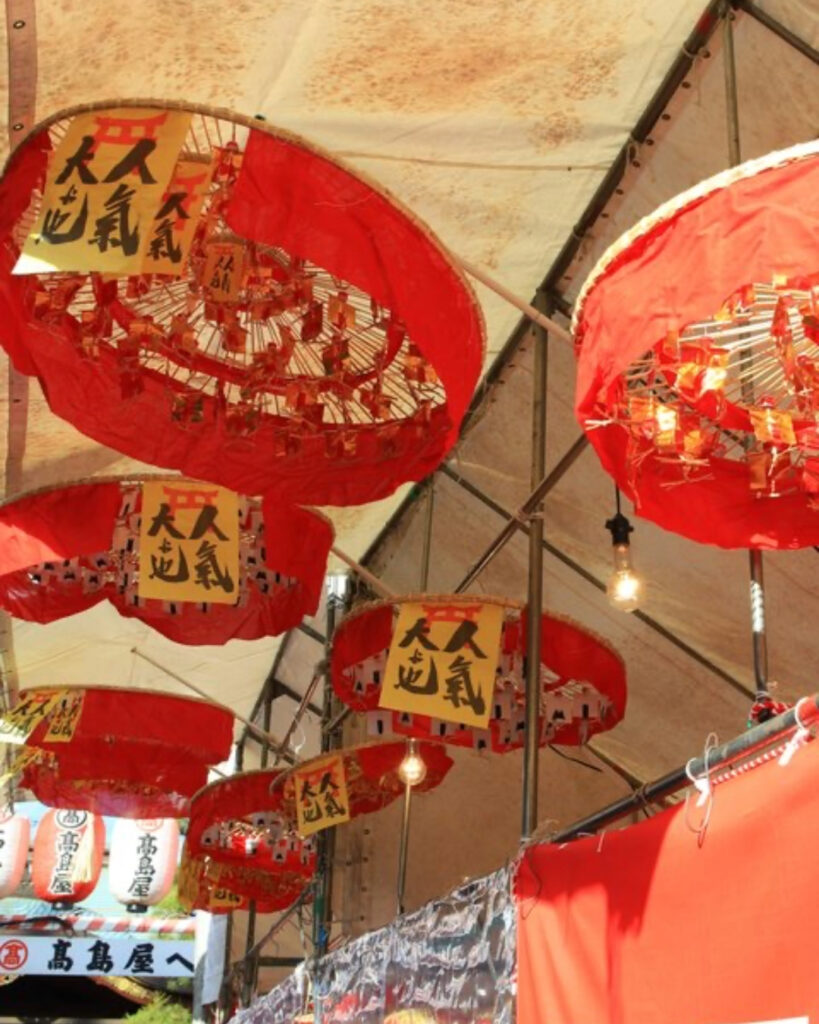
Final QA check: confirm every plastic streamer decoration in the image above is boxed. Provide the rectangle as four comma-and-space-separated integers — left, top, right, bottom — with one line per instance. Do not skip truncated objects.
0, 477, 333, 644
18, 686, 233, 817
0, 101, 485, 506
185, 769, 317, 912
331, 600, 627, 751
573, 140, 819, 549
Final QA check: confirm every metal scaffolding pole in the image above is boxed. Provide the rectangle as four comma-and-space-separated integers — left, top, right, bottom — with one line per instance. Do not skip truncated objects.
722, 1, 770, 698
454, 435, 587, 593
240, 688, 273, 1006
736, 0, 819, 66
522, 295, 548, 839
312, 579, 347, 956
442, 460, 755, 700
552, 694, 818, 842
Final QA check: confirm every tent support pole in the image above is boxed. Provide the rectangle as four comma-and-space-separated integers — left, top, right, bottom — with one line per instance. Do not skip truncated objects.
441, 461, 754, 700
239, 691, 273, 1007
312, 578, 347, 957
396, 774, 413, 915
522, 294, 548, 839
723, 1, 770, 698
735, 0, 819, 66
454, 436, 587, 593
420, 478, 435, 591
551, 695, 818, 842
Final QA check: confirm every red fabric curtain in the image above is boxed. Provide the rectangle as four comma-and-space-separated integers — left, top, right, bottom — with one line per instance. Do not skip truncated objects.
517, 735, 819, 1024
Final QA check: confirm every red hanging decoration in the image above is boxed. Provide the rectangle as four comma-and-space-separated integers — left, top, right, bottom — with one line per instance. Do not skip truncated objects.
573, 140, 819, 549
177, 846, 300, 915
331, 601, 627, 750
0, 478, 332, 644
21, 686, 233, 818
0, 102, 484, 506
186, 770, 316, 909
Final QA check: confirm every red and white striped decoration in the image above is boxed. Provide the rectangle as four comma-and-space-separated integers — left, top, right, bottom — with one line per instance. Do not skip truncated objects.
0, 913, 194, 935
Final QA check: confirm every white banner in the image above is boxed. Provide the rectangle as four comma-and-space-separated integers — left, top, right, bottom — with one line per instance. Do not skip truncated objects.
0, 934, 194, 977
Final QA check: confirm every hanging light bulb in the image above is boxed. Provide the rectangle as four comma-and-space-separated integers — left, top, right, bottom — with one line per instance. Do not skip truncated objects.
605, 493, 644, 613
397, 739, 427, 787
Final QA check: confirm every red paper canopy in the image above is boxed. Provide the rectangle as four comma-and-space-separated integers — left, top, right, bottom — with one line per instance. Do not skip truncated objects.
0, 477, 332, 644
574, 140, 819, 549
0, 101, 484, 506
331, 601, 627, 750
279, 741, 454, 821
178, 846, 305, 915
21, 686, 233, 818
188, 769, 316, 876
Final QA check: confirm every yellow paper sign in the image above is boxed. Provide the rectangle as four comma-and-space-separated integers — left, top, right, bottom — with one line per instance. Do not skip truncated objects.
380, 601, 504, 729
43, 689, 86, 743
294, 754, 351, 837
138, 480, 239, 605
203, 241, 244, 301
208, 885, 245, 910
0, 690, 65, 745
143, 155, 215, 276
15, 107, 191, 276
0, 746, 43, 787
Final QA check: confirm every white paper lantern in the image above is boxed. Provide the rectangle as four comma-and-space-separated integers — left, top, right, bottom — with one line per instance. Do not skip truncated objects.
109, 818, 179, 910
0, 810, 29, 898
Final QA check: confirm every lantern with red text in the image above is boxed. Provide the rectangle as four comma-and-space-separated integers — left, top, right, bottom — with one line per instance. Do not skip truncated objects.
32, 808, 104, 906
20, 686, 233, 818
109, 818, 179, 912
331, 599, 627, 752
573, 140, 819, 549
0, 102, 484, 506
0, 809, 30, 898
0, 478, 332, 645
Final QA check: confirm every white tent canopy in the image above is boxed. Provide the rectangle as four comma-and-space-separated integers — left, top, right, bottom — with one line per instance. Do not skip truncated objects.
1, 0, 817, 940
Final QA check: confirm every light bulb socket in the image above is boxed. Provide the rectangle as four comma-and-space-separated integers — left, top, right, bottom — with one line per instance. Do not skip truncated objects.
605, 511, 633, 547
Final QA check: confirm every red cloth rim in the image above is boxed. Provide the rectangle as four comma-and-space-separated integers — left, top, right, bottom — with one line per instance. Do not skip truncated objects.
331, 602, 627, 749
0, 103, 485, 506
574, 141, 819, 549
0, 479, 332, 644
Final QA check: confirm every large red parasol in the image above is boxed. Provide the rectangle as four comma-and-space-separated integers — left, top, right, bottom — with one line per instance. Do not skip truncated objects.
573, 140, 819, 549
0, 477, 332, 644
0, 101, 484, 506
177, 846, 299, 914
278, 740, 454, 822
20, 686, 233, 817
331, 600, 627, 751
188, 769, 316, 876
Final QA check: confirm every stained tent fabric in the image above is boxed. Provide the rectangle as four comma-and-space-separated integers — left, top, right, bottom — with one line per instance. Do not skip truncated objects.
516, 732, 819, 1024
